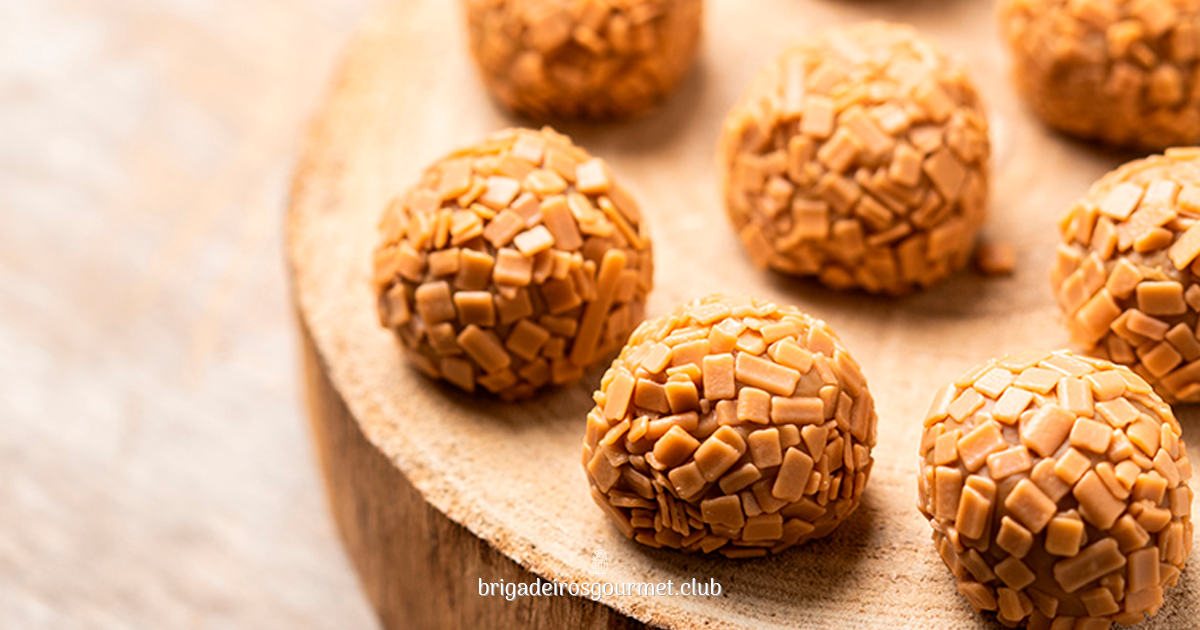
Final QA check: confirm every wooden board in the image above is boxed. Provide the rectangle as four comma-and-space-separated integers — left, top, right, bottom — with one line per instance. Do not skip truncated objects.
287, 0, 1200, 628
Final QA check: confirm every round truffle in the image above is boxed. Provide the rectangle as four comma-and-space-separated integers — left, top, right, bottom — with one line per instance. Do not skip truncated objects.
1052, 149, 1200, 403
372, 127, 653, 400
584, 294, 877, 557
1000, 0, 1200, 149
917, 350, 1193, 628
464, 0, 702, 119
716, 22, 990, 295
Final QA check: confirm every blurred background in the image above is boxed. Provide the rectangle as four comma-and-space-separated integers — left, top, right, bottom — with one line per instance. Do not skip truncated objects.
0, 0, 382, 627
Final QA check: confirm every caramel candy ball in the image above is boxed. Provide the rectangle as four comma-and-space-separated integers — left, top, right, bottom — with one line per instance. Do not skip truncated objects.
464, 0, 702, 119
918, 350, 1193, 629
1000, 0, 1200, 149
1052, 149, 1200, 403
584, 294, 877, 557
372, 127, 653, 400
717, 22, 990, 295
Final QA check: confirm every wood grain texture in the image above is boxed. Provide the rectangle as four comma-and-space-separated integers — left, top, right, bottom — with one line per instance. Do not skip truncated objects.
303, 320, 644, 630
289, 1, 1200, 629
0, 0, 378, 628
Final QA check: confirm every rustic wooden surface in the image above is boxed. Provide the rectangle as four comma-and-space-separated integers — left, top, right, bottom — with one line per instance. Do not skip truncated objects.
0, 1, 381, 628
289, 0, 1200, 629
303, 325, 649, 630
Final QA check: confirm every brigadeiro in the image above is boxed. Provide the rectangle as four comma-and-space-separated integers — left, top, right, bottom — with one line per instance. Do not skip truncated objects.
464, 0, 702, 119
585, 294, 876, 557
918, 349, 1192, 629
717, 22, 990, 295
1053, 149, 1200, 402
1001, 0, 1200, 149
373, 127, 653, 400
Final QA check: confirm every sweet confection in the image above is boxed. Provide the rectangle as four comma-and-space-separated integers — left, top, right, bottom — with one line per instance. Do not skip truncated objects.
585, 294, 877, 557
717, 22, 989, 294
464, 0, 702, 119
373, 127, 653, 399
1001, 0, 1200, 149
1053, 149, 1200, 403
918, 350, 1193, 629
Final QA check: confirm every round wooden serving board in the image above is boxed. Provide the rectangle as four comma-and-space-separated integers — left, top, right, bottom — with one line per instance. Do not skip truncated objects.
286, 0, 1200, 628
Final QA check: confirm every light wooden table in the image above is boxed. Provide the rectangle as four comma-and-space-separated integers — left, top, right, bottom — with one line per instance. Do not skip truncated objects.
0, 1, 379, 627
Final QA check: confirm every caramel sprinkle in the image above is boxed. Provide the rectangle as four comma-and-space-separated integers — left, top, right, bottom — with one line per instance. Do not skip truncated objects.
1053, 150, 1200, 403
373, 127, 653, 400
464, 0, 702, 119
918, 349, 1193, 629
975, 241, 1017, 276
717, 22, 990, 295
585, 294, 877, 557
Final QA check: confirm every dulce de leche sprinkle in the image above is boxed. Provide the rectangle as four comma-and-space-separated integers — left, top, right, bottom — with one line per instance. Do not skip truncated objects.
373, 126, 654, 400
918, 349, 1193, 629
1052, 149, 1200, 403
463, 0, 702, 119
716, 21, 990, 295
584, 293, 878, 557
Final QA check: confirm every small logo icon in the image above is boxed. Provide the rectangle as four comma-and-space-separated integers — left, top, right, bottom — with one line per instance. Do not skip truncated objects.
590, 550, 610, 575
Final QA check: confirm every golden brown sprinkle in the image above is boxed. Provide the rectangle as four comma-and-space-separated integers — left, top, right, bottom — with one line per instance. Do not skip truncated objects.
373, 127, 653, 400
717, 22, 990, 295
584, 294, 877, 556
463, 0, 702, 119
1000, 0, 1200, 149
976, 241, 1017, 276
1052, 150, 1200, 403
918, 349, 1193, 629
